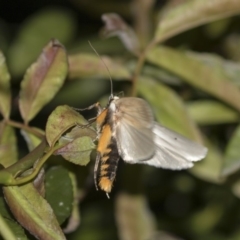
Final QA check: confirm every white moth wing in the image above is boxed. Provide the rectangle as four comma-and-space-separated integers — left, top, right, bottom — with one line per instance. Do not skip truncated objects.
111, 97, 207, 169
111, 97, 155, 162
144, 123, 208, 170
115, 119, 155, 162
145, 147, 194, 169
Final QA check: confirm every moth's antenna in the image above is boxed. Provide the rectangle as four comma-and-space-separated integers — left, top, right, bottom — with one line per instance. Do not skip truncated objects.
88, 41, 113, 98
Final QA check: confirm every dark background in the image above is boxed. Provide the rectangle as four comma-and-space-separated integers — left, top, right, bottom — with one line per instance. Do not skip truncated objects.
1, 1, 240, 240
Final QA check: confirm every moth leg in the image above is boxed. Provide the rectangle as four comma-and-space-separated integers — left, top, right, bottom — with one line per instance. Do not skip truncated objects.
74, 102, 103, 128
73, 102, 102, 112
94, 152, 101, 191
73, 102, 99, 111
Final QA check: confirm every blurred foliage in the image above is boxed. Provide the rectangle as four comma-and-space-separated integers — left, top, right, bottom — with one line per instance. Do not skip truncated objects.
1, 0, 240, 239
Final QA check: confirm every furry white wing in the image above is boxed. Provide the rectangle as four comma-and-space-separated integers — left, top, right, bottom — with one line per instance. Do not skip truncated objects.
113, 97, 156, 162
115, 120, 155, 162
143, 123, 208, 169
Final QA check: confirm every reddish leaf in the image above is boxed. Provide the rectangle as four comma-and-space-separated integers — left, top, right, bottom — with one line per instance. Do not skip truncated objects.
19, 39, 68, 123
101, 13, 140, 54
4, 184, 66, 240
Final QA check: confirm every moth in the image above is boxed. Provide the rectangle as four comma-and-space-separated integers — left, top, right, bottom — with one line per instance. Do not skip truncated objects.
82, 94, 207, 197
80, 44, 207, 197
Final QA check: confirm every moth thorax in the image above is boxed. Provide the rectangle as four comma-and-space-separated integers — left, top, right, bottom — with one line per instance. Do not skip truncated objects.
109, 101, 116, 112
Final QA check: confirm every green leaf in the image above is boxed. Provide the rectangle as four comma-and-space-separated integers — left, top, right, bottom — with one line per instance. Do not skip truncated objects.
46, 105, 89, 147
141, 64, 182, 86
0, 51, 11, 119
49, 78, 109, 108
0, 196, 27, 240
232, 231, 240, 240
146, 46, 240, 111
56, 136, 95, 166
204, 18, 231, 39
68, 53, 131, 80
56, 125, 96, 166
45, 166, 73, 225
187, 100, 239, 125
154, 0, 240, 43
8, 8, 76, 77
63, 172, 80, 233
187, 52, 240, 87
190, 202, 224, 234
0, 122, 18, 168
63, 125, 96, 140
0, 194, 12, 219
138, 77, 203, 142
190, 138, 223, 183
222, 124, 240, 177
19, 39, 68, 123
224, 34, 240, 61
71, 35, 126, 55
232, 179, 240, 199
0, 216, 26, 240
115, 193, 156, 240
3, 183, 66, 240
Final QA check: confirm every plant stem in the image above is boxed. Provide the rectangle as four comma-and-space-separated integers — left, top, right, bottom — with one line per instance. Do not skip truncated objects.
0, 139, 47, 185
6, 119, 44, 138
13, 145, 59, 185
131, 40, 156, 96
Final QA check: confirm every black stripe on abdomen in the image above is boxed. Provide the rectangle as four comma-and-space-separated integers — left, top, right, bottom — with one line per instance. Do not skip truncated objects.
98, 138, 120, 193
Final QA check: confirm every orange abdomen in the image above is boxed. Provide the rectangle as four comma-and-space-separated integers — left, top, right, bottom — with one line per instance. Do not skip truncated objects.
96, 124, 120, 193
